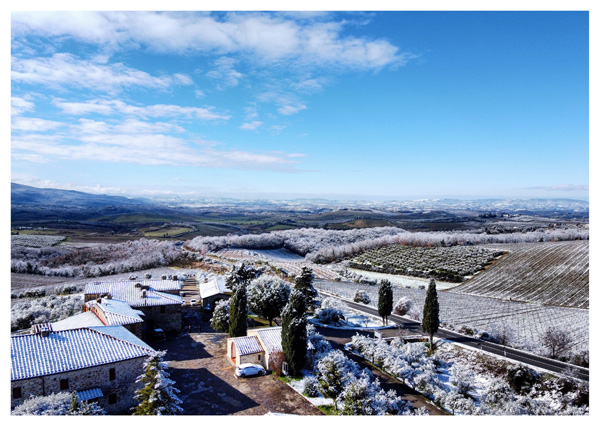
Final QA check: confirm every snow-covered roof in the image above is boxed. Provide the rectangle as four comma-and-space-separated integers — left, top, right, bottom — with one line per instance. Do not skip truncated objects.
253, 327, 283, 354
77, 388, 103, 401
86, 279, 181, 294
87, 298, 144, 326
230, 336, 263, 355
199, 277, 230, 299
51, 311, 104, 331
89, 326, 153, 351
84, 281, 182, 307
11, 327, 154, 381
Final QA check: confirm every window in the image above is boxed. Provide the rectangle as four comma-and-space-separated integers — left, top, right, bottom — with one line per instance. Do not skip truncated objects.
60, 379, 69, 390
258, 354, 261, 361
109, 367, 116, 381
12, 387, 22, 399
108, 393, 117, 405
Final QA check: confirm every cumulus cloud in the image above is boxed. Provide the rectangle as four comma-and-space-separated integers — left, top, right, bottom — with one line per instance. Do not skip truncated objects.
12, 12, 408, 71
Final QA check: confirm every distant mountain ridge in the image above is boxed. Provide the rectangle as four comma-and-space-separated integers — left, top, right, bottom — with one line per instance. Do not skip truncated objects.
11, 183, 151, 208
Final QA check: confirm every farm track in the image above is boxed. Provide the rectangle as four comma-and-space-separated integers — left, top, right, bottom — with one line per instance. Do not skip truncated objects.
450, 241, 589, 309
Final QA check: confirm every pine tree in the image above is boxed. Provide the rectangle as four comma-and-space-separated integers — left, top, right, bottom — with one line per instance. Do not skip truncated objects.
228, 282, 248, 337
378, 279, 393, 326
294, 266, 318, 311
281, 288, 307, 376
421, 278, 440, 351
132, 351, 183, 415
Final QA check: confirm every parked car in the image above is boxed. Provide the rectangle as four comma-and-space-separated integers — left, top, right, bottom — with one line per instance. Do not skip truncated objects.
151, 328, 166, 341
190, 298, 198, 305
129, 274, 138, 280
235, 363, 266, 378
180, 291, 186, 297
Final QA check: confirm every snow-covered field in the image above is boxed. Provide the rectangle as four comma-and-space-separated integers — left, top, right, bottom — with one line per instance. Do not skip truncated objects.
344, 268, 461, 290
315, 280, 588, 355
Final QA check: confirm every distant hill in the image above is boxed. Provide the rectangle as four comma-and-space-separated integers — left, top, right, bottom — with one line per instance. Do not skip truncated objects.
11, 183, 151, 208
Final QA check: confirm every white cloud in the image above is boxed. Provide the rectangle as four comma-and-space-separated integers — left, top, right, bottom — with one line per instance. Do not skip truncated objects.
11, 53, 193, 93
12, 127, 304, 172
12, 12, 408, 71
12, 117, 65, 132
11, 96, 35, 116
240, 121, 263, 130
206, 56, 243, 89
52, 99, 230, 121
278, 104, 307, 115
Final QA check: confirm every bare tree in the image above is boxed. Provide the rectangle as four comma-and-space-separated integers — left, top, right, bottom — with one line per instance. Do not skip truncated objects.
542, 327, 573, 359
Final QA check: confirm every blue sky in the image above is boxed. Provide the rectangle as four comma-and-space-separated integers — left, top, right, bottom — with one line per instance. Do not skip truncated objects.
10, 10, 590, 201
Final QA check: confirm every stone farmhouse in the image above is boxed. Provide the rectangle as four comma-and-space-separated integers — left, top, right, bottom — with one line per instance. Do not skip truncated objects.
227, 326, 314, 371
10, 323, 155, 414
83, 280, 183, 338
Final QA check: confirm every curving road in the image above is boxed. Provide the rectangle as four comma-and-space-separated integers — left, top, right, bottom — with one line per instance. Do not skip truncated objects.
316, 282, 589, 382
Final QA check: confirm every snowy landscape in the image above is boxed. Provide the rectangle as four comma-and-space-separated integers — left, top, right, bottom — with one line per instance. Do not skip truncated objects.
10, 9, 589, 418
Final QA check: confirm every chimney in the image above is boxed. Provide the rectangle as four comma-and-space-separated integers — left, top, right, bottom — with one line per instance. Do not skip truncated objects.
32, 323, 53, 337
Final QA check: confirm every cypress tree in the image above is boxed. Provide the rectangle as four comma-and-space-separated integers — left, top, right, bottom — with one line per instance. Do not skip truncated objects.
228, 283, 248, 337
421, 278, 440, 350
378, 279, 393, 326
294, 266, 318, 311
281, 288, 307, 376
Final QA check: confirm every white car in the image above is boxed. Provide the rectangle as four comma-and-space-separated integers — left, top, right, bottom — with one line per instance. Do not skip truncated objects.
190, 298, 198, 305
235, 363, 266, 378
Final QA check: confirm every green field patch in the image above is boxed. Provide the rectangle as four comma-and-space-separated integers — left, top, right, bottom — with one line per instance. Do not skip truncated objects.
144, 226, 194, 237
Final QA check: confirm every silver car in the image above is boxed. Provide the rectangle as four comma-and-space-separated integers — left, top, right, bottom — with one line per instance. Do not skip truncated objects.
235, 363, 266, 378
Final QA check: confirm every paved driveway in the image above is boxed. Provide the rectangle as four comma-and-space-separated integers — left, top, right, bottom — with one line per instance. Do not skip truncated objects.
153, 312, 323, 415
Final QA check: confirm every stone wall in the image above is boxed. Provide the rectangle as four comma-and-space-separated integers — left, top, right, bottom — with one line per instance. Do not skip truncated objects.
11, 356, 147, 415
139, 304, 181, 335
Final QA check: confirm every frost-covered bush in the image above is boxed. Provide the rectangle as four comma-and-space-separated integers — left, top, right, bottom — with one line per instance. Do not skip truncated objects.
247, 275, 291, 326
316, 350, 361, 401
393, 296, 413, 316
210, 299, 230, 332
337, 371, 407, 415
11, 295, 84, 332
449, 363, 475, 396
314, 308, 345, 325
11, 392, 105, 415
307, 324, 332, 364
353, 290, 370, 304
302, 377, 320, 398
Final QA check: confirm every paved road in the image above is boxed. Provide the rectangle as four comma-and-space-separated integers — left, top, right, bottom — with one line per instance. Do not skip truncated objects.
316, 283, 589, 382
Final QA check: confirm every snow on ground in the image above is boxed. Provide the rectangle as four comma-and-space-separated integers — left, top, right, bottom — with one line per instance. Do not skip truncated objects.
345, 268, 461, 290
286, 372, 334, 407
